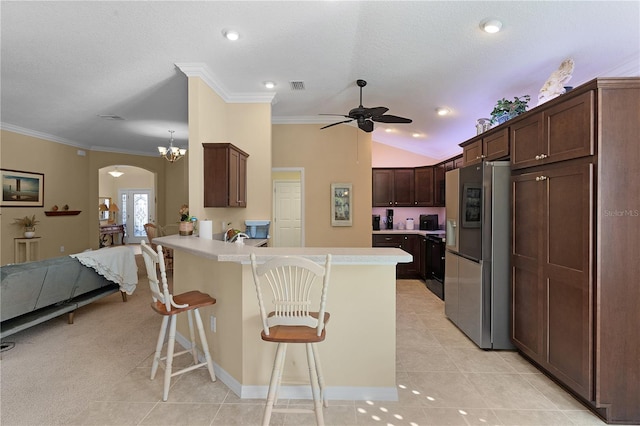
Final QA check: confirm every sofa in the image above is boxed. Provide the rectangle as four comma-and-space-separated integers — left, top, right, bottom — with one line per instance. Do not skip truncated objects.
1, 246, 138, 339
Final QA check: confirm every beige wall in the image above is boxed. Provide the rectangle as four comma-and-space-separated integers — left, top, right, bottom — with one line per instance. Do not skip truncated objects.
0, 129, 181, 265
272, 124, 372, 247
187, 78, 272, 234
372, 140, 441, 167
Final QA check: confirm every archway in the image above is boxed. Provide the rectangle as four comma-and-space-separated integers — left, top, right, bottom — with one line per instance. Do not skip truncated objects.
98, 165, 156, 244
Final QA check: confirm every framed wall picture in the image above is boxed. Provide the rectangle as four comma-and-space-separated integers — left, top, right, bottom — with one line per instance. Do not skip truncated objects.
331, 183, 352, 226
1, 169, 45, 207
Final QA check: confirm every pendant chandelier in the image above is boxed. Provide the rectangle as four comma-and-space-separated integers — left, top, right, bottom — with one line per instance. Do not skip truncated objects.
158, 130, 187, 163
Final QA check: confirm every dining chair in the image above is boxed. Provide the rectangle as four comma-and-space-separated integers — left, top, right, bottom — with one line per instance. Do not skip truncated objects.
143, 223, 173, 270
140, 240, 216, 401
250, 253, 332, 426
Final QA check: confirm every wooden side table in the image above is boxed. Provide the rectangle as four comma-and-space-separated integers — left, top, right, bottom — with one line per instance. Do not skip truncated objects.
99, 224, 126, 247
14, 237, 41, 263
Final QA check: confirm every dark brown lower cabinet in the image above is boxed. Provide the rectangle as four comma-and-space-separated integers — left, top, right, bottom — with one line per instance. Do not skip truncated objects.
512, 161, 593, 400
372, 234, 420, 279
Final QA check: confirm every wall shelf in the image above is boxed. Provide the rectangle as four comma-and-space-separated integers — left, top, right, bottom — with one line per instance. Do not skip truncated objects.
44, 210, 81, 216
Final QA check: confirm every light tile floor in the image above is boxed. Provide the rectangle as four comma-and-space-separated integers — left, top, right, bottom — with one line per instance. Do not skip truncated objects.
69, 279, 608, 426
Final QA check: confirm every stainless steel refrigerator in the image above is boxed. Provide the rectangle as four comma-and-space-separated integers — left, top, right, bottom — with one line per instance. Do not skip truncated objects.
444, 161, 513, 349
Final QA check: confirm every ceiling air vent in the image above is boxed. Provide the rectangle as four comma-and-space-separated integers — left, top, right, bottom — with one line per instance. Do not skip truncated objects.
97, 114, 125, 120
289, 81, 305, 91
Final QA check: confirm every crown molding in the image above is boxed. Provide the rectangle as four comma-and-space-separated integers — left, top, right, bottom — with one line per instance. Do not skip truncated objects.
1, 122, 84, 148
271, 115, 340, 125
175, 63, 276, 104
1, 122, 155, 157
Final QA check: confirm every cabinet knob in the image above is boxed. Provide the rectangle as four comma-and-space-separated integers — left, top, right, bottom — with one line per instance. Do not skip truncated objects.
535, 153, 548, 160
389, 201, 392, 205
535, 176, 548, 181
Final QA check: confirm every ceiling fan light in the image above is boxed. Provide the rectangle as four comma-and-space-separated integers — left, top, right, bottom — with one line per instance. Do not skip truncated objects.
223, 29, 239, 41
482, 19, 502, 33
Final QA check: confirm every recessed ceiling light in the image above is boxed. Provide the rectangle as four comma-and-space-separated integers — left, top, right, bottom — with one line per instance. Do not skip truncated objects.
481, 19, 502, 34
222, 29, 240, 41
435, 107, 450, 116
384, 128, 394, 133
264, 81, 276, 89
412, 133, 422, 138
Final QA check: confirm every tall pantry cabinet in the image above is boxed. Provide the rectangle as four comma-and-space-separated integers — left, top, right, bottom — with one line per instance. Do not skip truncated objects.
510, 78, 639, 424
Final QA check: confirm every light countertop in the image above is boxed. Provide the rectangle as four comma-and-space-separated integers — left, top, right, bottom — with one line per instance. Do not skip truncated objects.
373, 229, 445, 236
154, 234, 412, 265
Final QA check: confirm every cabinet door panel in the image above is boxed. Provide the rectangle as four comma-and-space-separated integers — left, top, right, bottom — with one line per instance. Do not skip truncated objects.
372, 169, 394, 206
393, 169, 415, 206
434, 166, 445, 206
483, 128, 510, 161
462, 140, 483, 166
511, 114, 544, 170
414, 167, 434, 206
512, 266, 543, 358
511, 173, 544, 360
544, 163, 593, 399
229, 149, 240, 206
545, 91, 594, 163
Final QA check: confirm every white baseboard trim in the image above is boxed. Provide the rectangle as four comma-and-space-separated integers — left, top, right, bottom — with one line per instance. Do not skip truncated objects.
175, 331, 398, 402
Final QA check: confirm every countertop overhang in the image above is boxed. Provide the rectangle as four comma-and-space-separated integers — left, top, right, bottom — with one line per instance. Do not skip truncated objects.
154, 234, 412, 265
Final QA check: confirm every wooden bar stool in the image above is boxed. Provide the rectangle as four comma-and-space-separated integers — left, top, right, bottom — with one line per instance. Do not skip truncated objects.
250, 253, 332, 426
140, 240, 216, 401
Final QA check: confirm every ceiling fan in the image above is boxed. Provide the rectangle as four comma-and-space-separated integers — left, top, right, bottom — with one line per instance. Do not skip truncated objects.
320, 79, 412, 133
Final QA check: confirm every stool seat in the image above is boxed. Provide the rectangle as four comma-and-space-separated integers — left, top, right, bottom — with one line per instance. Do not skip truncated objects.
151, 291, 216, 315
261, 313, 330, 343
141, 240, 216, 402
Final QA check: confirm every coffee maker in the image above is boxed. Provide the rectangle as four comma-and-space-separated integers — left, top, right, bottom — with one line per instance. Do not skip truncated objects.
372, 215, 381, 231
385, 209, 394, 229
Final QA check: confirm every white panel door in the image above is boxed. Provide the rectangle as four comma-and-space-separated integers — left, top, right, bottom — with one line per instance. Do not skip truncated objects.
273, 181, 301, 247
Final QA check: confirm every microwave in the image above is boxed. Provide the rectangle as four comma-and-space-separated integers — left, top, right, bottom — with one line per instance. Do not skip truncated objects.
419, 214, 439, 231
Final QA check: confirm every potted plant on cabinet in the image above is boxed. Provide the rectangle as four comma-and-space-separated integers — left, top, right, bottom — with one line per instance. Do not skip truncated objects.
14, 214, 40, 238
490, 95, 531, 125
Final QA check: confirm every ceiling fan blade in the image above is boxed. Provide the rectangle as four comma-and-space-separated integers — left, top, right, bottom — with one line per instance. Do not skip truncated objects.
358, 120, 374, 133
320, 119, 354, 130
372, 114, 413, 124
365, 106, 389, 117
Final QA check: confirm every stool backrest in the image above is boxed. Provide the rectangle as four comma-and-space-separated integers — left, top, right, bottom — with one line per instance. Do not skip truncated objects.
250, 253, 332, 337
140, 240, 171, 311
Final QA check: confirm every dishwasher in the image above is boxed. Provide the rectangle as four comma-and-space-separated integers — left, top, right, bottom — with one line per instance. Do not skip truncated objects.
425, 234, 445, 300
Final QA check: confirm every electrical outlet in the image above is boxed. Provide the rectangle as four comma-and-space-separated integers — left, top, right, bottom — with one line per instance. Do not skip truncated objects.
210, 316, 216, 332
60, 246, 65, 253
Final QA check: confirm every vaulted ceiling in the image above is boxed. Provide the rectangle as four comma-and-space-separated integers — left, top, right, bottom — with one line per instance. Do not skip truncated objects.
2, 1, 638, 161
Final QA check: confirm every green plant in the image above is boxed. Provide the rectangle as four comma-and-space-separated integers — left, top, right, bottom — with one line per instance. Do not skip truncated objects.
490, 95, 531, 124
14, 214, 39, 228
179, 204, 195, 222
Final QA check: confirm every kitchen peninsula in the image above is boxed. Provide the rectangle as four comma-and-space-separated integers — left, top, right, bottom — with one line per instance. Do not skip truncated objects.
154, 234, 411, 401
